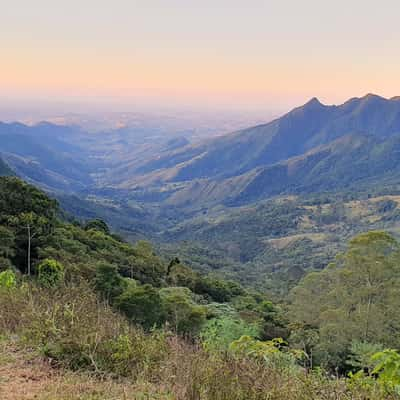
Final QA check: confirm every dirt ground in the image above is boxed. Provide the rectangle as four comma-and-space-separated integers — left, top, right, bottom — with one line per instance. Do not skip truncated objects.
0, 341, 169, 400
0, 342, 58, 400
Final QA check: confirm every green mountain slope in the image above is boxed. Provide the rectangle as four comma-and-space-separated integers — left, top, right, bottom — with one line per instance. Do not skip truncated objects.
160, 190, 400, 297
0, 157, 13, 176
121, 94, 400, 192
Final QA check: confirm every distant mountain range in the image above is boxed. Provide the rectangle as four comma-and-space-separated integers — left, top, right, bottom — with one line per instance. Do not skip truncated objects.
100, 94, 400, 208
3, 94, 400, 294
0, 119, 193, 193
2, 94, 400, 208
0, 122, 94, 191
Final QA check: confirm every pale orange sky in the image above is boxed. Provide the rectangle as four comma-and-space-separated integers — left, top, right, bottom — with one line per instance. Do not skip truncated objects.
1, 0, 400, 111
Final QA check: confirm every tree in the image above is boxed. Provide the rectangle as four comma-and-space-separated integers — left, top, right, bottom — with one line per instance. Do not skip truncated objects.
0, 177, 58, 222
0, 226, 15, 259
37, 258, 64, 288
195, 276, 243, 302
289, 231, 400, 368
0, 226, 15, 271
94, 263, 125, 302
9, 212, 48, 275
166, 260, 198, 290
159, 287, 207, 336
84, 219, 110, 235
167, 257, 180, 277
115, 283, 165, 329
346, 341, 384, 374
120, 241, 165, 286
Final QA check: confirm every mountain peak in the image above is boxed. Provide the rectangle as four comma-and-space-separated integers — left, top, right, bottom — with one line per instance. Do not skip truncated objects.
361, 93, 386, 102
291, 97, 326, 115
305, 97, 324, 107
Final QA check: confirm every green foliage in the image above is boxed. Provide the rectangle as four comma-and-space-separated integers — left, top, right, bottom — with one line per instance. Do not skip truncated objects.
115, 283, 165, 329
229, 336, 303, 372
0, 269, 17, 289
84, 218, 110, 235
200, 316, 260, 351
195, 275, 243, 302
0, 226, 15, 259
94, 263, 126, 302
0, 177, 58, 222
37, 258, 64, 288
372, 349, 400, 390
167, 259, 198, 290
159, 287, 207, 335
346, 341, 384, 373
290, 231, 400, 369
120, 240, 166, 286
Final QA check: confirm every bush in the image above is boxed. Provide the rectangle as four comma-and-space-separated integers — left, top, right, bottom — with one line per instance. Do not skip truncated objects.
115, 283, 166, 329
160, 287, 207, 336
0, 269, 17, 289
200, 316, 260, 352
0, 281, 395, 399
19, 282, 168, 376
37, 258, 64, 287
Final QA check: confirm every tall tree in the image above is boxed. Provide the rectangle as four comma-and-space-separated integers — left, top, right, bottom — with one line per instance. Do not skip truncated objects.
9, 212, 48, 275
290, 231, 400, 368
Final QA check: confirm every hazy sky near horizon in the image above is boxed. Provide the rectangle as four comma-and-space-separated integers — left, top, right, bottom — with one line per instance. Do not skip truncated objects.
2, 0, 400, 112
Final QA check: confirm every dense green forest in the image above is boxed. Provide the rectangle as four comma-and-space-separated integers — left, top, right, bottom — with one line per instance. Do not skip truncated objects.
159, 188, 400, 298
2, 176, 400, 398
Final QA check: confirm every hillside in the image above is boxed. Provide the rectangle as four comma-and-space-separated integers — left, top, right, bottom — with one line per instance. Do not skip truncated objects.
3, 95, 400, 297
0, 157, 13, 176
0, 122, 94, 191
115, 94, 400, 195
0, 120, 194, 193
2, 178, 400, 398
160, 191, 400, 297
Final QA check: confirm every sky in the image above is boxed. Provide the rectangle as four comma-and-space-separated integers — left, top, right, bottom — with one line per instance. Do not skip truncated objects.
1, 0, 400, 113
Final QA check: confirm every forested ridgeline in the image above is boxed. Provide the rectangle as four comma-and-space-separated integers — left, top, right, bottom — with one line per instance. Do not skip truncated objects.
1, 176, 400, 399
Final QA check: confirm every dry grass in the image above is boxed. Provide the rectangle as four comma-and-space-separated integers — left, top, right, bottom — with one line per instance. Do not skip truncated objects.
1, 285, 397, 400
1, 338, 396, 400
0, 340, 170, 400
266, 233, 328, 250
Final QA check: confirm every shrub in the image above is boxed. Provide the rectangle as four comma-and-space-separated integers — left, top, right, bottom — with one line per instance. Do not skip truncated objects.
37, 258, 64, 287
115, 283, 166, 329
200, 316, 260, 352
21, 282, 168, 376
0, 269, 17, 289
160, 287, 207, 336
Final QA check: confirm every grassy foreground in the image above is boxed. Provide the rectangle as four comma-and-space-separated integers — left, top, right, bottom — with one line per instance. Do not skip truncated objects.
0, 284, 396, 400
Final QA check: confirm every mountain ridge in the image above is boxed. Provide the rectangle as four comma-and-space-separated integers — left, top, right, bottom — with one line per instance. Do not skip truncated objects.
102, 94, 400, 209
2, 93, 400, 210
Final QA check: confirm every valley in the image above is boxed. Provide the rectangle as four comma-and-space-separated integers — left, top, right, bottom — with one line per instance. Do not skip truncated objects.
2, 94, 400, 297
